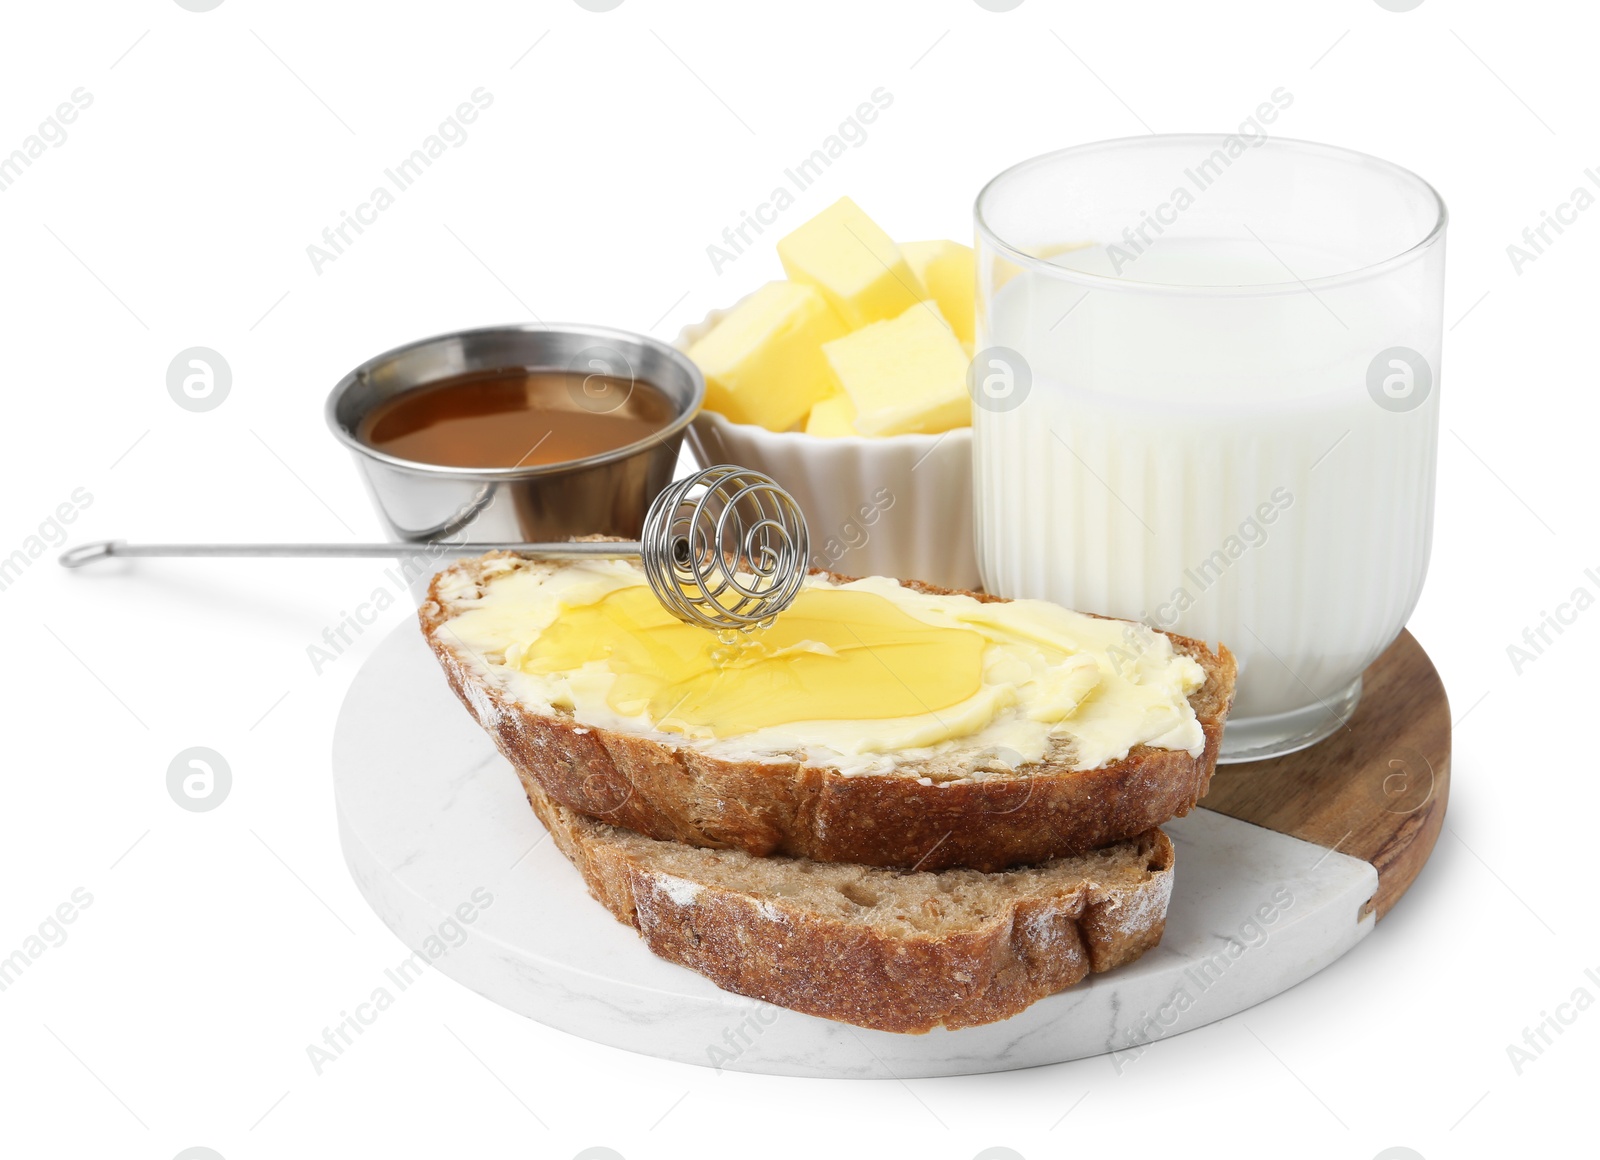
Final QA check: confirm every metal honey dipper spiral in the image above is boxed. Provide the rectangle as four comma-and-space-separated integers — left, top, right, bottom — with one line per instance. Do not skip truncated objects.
640, 465, 810, 632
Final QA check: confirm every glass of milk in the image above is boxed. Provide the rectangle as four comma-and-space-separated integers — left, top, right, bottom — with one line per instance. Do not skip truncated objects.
972, 136, 1446, 762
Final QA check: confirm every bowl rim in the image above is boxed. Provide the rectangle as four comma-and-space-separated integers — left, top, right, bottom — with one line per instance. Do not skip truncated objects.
691, 406, 972, 447
325, 321, 705, 480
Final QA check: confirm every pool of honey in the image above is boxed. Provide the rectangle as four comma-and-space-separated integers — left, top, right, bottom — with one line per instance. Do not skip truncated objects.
359, 367, 677, 469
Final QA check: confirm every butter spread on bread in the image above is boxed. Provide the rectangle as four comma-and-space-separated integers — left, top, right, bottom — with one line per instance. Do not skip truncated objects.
436, 556, 1206, 774
423, 552, 1235, 871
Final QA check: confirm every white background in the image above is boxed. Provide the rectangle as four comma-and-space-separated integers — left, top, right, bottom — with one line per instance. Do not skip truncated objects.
1, 1, 1595, 1157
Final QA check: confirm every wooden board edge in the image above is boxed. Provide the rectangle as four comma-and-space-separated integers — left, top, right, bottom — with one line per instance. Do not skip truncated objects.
1367, 749, 1450, 921
1199, 630, 1452, 925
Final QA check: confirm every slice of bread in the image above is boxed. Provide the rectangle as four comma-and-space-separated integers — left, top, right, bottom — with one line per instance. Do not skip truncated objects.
518, 765, 1175, 1033
422, 552, 1235, 872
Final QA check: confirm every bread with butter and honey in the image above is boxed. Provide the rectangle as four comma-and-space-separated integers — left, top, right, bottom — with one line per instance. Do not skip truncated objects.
516, 765, 1174, 1033
422, 552, 1234, 871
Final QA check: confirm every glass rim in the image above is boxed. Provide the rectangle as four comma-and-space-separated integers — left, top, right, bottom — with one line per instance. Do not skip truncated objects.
973, 134, 1448, 298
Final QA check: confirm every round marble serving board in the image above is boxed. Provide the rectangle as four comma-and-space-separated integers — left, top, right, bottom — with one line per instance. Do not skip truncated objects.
333, 621, 1450, 1078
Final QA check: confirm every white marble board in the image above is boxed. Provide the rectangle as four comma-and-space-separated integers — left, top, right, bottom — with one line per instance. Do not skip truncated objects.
333, 621, 1379, 1079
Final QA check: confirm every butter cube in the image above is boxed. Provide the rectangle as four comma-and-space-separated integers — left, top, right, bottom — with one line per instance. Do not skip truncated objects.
901, 240, 976, 347
776, 197, 926, 329
687, 281, 846, 431
821, 302, 971, 436
804, 393, 860, 438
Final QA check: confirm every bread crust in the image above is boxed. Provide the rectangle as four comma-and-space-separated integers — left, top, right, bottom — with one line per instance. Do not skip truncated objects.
519, 766, 1175, 1034
421, 552, 1236, 872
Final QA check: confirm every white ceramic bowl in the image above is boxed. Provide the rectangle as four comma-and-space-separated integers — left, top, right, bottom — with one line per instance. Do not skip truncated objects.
677, 305, 981, 590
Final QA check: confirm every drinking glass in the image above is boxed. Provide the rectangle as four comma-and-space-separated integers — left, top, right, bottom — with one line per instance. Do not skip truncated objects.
972, 135, 1446, 761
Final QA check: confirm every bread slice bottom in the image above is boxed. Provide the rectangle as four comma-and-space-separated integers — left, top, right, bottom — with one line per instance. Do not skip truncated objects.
516, 766, 1175, 1034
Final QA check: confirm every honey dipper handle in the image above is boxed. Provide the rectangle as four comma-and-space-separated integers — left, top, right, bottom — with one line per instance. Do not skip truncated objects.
58, 539, 644, 567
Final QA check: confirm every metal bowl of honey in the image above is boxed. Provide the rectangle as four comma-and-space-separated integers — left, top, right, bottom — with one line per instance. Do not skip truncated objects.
327, 323, 704, 551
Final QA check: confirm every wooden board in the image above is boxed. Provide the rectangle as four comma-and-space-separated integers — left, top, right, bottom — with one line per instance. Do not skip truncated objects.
1199, 630, 1450, 922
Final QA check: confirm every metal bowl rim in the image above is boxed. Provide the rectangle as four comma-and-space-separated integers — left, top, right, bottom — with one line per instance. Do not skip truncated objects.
324, 321, 705, 480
